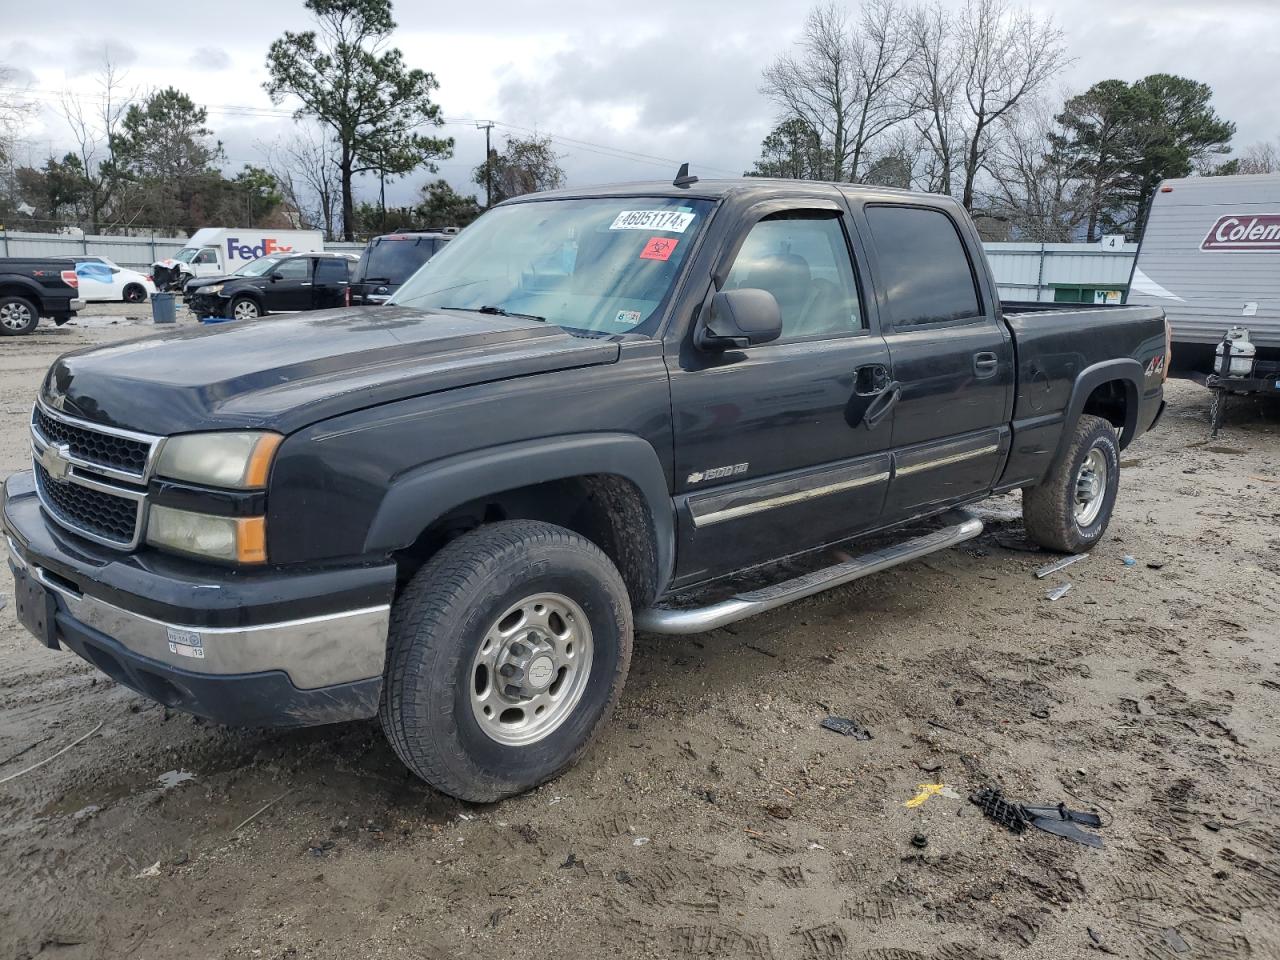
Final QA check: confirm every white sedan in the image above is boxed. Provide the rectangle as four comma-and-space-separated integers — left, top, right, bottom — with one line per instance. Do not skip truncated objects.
61, 257, 157, 303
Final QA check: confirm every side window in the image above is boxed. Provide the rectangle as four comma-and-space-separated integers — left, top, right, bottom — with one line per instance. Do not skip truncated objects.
864, 205, 981, 325
722, 213, 862, 341
315, 258, 348, 284
273, 258, 312, 280
194, 249, 218, 265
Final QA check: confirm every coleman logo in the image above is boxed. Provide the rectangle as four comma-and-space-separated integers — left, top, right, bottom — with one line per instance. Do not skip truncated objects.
1201, 214, 1280, 252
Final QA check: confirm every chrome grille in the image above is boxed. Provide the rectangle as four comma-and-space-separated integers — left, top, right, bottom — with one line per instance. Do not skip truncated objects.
30, 402, 160, 550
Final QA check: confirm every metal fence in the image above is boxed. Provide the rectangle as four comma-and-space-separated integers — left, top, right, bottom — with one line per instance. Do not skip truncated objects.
3, 230, 1138, 300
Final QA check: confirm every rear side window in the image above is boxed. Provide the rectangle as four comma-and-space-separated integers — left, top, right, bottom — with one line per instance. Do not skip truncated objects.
315, 258, 348, 283
865, 205, 981, 325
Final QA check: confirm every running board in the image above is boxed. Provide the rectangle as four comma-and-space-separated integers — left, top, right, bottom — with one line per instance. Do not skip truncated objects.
636, 510, 984, 636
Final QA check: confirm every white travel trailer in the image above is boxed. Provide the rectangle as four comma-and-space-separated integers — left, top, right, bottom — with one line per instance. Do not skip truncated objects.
1127, 174, 1280, 429
151, 228, 324, 290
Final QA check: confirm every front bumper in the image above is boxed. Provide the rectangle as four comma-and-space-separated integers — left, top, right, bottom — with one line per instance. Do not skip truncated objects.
184, 291, 224, 316
4, 471, 395, 727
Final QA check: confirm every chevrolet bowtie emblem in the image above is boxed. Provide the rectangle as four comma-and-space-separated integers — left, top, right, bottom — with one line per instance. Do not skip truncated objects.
40, 442, 72, 480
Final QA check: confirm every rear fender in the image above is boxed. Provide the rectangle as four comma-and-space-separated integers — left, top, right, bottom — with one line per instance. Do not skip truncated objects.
1055, 359, 1143, 462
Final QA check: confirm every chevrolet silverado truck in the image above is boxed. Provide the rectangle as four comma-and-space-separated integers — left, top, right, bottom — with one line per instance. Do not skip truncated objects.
0, 258, 86, 335
4, 178, 1167, 801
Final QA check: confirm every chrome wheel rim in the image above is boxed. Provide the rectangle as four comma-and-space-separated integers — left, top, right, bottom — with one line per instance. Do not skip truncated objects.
1074, 447, 1107, 527
469, 592, 593, 747
233, 300, 259, 319
1, 302, 33, 330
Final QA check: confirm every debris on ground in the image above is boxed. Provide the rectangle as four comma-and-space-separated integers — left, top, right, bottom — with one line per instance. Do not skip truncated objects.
970, 788, 1105, 847
819, 716, 872, 740
1122, 555, 1137, 567
1035, 553, 1088, 579
910, 833, 928, 849
905, 783, 962, 808
1046, 582, 1072, 601
134, 862, 161, 879
0, 721, 104, 786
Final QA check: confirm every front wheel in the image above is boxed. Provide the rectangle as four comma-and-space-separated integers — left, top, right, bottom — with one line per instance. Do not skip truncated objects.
123, 283, 147, 304
229, 296, 261, 320
380, 520, 633, 802
1022, 414, 1120, 553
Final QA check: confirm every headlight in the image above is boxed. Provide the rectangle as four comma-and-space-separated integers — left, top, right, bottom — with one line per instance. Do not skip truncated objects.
146, 505, 267, 563
199, 283, 223, 296
155, 432, 282, 489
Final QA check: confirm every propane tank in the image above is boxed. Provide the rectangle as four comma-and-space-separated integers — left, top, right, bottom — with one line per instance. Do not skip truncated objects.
1215, 327, 1256, 379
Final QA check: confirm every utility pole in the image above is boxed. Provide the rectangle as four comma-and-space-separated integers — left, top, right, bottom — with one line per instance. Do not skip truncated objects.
476, 121, 494, 208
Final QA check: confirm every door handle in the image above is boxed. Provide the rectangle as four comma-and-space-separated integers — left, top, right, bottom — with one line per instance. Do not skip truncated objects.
854, 363, 890, 396
862, 381, 901, 430
973, 351, 999, 378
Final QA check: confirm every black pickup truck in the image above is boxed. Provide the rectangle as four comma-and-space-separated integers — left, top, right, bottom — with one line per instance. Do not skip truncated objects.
3, 178, 1167, 801
0, 258, 86, 335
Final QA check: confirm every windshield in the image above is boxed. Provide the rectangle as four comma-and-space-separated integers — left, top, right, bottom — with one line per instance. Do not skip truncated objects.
233, 255, 286, 277
392, 197, 713, 335
174, 248, 199, 263
358, 237, 441, 284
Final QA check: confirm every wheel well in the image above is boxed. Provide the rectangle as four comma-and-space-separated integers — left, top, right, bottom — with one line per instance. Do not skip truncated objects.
1082, 379, 1129, 434
393, 474, 660, 607
0, 284, 38, 303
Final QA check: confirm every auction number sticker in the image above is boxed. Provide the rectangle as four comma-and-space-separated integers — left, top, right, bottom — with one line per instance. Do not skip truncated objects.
610, 210, 695, 233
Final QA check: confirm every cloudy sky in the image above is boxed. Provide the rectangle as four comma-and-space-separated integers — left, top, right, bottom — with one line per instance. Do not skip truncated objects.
3, 0, 1277, 211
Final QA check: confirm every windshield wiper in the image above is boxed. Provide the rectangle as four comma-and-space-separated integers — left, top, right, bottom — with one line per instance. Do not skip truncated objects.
439, 304, 546, 322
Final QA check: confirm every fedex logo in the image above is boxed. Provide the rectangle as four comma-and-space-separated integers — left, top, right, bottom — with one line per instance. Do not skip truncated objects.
226, 237, 296, 260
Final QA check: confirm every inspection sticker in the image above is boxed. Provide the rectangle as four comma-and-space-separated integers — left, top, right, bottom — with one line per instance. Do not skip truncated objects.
615, 310, 642, 325
639, 237, 679, 261
609, 210, 695, 233
167, 627, 205, 659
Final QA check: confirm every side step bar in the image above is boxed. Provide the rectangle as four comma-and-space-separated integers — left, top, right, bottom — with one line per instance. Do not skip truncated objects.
636, 510, 984, 636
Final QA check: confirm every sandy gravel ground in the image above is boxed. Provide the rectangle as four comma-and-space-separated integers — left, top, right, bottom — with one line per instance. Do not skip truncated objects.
1, 308, 1277, 960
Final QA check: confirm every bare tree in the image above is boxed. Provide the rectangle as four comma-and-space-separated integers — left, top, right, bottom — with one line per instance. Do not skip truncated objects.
954, 0, 1070, 210
906, 3, 962, 195
261, 128, 340, 238
761, 0, 916, 183
984, 100, 1086, 241
0, 64, 36, 164
1235, 139, 1279, 175
59, 55, 134, 232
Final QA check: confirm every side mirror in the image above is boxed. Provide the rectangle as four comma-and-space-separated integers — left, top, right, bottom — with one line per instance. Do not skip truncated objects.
268, 273, 281, 282
695, 288, 783, 350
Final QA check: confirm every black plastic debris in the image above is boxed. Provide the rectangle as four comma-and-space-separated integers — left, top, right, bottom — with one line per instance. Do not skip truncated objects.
970, 788, 1105, 847
970, 788, 1028, 834
820, 716, 872, 740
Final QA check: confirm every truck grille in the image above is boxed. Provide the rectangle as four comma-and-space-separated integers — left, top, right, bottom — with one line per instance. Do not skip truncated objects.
30, 402, 159, 550
35, 463, 141, 546
33, 406, 150, 476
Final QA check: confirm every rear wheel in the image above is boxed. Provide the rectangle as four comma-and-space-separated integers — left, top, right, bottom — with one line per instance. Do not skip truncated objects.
123, 283, 147, 303
1022, 414, 1120, 553
380, 520, 633, 802
229, 296, 260, 320
0, 296, 39, 336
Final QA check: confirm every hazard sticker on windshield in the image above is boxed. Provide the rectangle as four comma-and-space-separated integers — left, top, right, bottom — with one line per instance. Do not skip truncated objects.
639, 237, 678, 261
610, 210, 695, 233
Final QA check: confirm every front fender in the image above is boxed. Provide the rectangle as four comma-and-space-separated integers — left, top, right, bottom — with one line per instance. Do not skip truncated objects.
363, 432, 676, 594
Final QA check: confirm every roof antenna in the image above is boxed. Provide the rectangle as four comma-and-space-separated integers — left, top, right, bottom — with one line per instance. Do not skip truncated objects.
673, 162, 699, 188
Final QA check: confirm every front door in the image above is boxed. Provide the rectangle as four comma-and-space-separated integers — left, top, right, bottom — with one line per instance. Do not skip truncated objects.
857, 202, 1013, 520
266, 257, 314, 311
191, 247, 221, 278
668, 204, 896, 586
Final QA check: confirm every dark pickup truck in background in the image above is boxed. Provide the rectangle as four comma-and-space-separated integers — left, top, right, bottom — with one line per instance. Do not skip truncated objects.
0, 259, 86, 335
350, 229, 455, 305
4, 178, 1166, 802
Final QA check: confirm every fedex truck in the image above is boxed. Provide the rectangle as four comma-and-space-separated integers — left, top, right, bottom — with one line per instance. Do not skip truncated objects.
1127, 174, 1280, 430
151, 228, 324, 290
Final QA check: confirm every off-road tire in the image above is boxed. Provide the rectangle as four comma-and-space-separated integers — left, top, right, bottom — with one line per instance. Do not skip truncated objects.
379, 520, 633, 802
123, 283, 147, 304
0, 295, 39, 336
1022, 414, 1120, 553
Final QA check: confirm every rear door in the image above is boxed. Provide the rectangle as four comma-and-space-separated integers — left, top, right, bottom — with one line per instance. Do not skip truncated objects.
265, 256, 314, 311
667, 200, 896, 585
856, 202, 1013, 519
312, 257, 350, 309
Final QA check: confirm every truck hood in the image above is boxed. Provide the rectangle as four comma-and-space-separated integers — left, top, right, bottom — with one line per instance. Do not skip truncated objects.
41, 306, 620, 435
